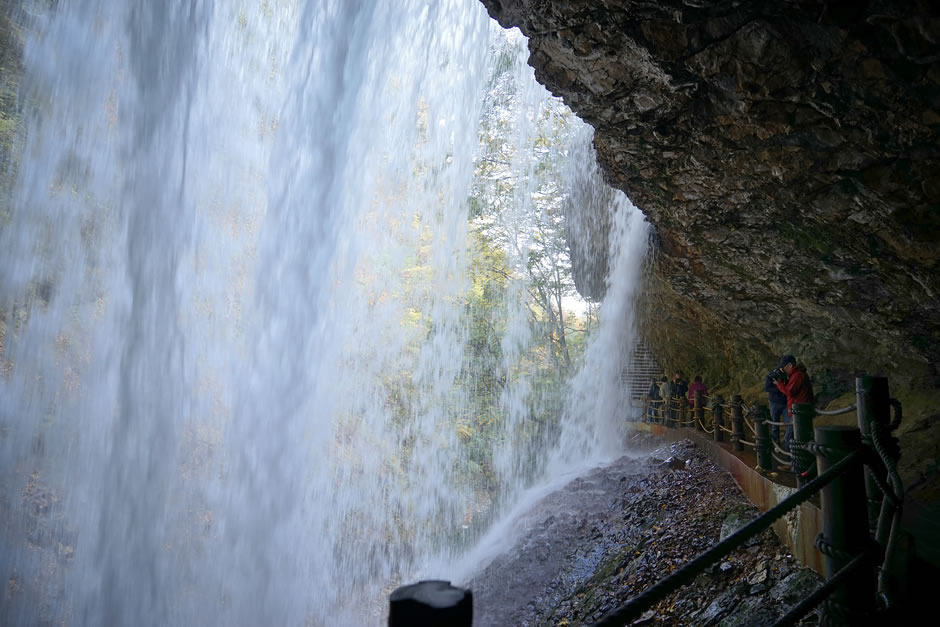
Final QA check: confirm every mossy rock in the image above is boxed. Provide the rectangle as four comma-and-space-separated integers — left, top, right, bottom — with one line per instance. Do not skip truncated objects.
719, 505, 755, 542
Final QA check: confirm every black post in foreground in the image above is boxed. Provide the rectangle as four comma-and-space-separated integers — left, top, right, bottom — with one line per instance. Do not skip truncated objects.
389, 580, 472, 627
731, 395, 743, 451
678, 396, 688, 428
755, 406, 773, 472
694, 390, 704, 431
792, 403, 816, 487
712, 396, 724, 443
814, 426, 875, 625
855, 375, 890, 536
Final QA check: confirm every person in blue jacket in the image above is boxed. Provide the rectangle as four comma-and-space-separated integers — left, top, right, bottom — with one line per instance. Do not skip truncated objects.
763, 364, 789, 448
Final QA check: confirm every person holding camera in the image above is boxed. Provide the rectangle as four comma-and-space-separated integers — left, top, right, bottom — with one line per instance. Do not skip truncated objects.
772, 354, 814, 452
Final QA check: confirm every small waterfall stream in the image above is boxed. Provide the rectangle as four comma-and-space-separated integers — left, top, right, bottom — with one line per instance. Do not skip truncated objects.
0, 2, 648, 625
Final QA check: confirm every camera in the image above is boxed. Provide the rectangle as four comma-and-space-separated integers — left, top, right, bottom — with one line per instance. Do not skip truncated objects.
769, 368, 788, 383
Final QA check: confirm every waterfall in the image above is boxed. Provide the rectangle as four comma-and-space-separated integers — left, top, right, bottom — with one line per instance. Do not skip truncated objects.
553, 133, 651, 466
0, 2, 648, 625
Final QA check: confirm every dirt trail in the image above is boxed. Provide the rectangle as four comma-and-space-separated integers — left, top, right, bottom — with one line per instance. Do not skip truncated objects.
469, 438, 821, 626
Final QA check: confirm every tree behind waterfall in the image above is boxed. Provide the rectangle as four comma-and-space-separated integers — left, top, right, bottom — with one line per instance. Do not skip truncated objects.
469, 34, 589, 379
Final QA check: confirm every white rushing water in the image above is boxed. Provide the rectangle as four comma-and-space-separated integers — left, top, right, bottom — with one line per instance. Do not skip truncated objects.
0, 1, 648, 625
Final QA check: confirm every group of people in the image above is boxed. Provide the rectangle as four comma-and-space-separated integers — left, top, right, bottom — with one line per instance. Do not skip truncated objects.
645, 371, 708, 420
643, 354, 814, 455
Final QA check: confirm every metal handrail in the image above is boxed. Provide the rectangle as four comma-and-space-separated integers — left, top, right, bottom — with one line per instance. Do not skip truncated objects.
772, 553, 868, 626
626, 379, 904, 621
594, 450, 865, 626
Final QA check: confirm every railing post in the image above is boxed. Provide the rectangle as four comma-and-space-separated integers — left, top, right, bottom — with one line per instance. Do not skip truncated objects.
855, 375, 890, 536
858, 375, 906, 606
694, 390, 704, 431
389, 580, 472, 627
814, 426, 875, 625
712, 395, 724, 443
792, 403, 815, 486
755, 406, 773, 471
678, 397, 688, 428
731, 395, 743, 451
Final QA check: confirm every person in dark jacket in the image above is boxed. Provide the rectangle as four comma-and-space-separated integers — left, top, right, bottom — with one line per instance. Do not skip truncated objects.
646, 377, 661, 420
763, 365, 789, 446
672, 371, 689, 400
773, 354, 814, 451
667, 372, 687, 422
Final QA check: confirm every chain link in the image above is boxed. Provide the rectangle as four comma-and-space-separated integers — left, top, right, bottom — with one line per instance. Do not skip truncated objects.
814, 533, 854, 561
868, 406, 904, 606
803, 442, 842, 458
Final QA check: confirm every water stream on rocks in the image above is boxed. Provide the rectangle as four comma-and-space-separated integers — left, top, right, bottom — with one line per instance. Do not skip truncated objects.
465, 439, 823, 626
0, 2, 648, 625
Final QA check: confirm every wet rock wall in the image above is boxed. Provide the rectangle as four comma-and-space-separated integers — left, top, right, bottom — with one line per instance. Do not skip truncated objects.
481, 0, 940, 388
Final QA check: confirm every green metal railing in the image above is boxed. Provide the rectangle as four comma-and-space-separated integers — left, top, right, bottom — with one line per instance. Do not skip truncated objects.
602, 375, 904, 625
595, 440, 869, 625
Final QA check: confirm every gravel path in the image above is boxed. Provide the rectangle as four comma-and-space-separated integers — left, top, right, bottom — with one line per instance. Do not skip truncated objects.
469, 438, 822, 626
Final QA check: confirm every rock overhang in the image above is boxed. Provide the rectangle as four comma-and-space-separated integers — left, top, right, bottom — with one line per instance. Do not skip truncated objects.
481, 0, 940, 382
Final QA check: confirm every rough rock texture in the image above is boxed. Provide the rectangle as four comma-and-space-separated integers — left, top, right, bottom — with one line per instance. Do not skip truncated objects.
481, 0, 940, 386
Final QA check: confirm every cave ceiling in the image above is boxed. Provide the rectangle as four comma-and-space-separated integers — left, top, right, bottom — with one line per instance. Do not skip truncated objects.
483, 0, 940, 379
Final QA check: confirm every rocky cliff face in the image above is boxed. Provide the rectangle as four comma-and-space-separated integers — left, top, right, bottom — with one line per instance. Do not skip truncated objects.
482, 0, 940, 389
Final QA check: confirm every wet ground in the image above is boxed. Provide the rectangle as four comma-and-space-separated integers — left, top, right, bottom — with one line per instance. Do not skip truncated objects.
469, 437, 822, 626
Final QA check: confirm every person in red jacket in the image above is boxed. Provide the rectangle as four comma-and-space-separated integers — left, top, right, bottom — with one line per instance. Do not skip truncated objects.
773, 354, 814, 451
687, 375, 707, 407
